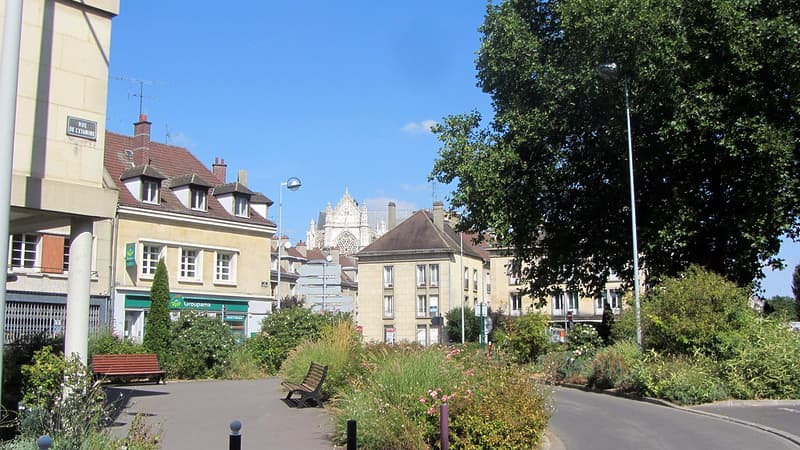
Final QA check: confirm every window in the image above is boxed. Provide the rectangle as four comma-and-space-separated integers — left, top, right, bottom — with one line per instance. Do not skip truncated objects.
567, 291, 579, 312
142, 179, 160, 204
383, 295, 394, 318
473, 270, 478, 292
180, 248, 200, 279
384, 325, 396, 344
417, 325, 427, 346
383, 266, 394, 288
215, 252, 234, 282
463, 268, 469, 290
10, 234, 37, 268
234, 195, 249, 217
429, 264, 439, 287
510, 293, 522, 316
62, 237, 70, 272
191, 188, 207, 211
552, 292, 564, 314
609, 289, 623, 309
141, 244, 162, 276
416, 264, 426, 287
416, 295, 428, 318
429, 295, 439, 317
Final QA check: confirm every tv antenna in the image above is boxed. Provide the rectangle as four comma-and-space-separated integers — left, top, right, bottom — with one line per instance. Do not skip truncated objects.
111, 76, 157, 116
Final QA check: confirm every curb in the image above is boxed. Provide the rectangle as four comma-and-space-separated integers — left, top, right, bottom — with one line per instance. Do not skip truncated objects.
556, 383, 800, 447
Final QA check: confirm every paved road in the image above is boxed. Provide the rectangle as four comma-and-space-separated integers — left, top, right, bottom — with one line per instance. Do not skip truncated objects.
691, 400, 800, 444
104, 378, 336, 449
549, 388, 799, 450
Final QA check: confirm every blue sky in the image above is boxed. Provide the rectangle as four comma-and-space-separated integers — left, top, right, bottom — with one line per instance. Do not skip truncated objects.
104, 1, 798, 299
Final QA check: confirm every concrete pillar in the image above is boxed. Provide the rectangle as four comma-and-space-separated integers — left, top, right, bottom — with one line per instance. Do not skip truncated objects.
65, 218, 93, 364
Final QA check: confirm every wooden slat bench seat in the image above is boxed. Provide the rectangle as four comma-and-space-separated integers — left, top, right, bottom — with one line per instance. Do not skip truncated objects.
91, 353, 165, 385
281, 362, 328, 407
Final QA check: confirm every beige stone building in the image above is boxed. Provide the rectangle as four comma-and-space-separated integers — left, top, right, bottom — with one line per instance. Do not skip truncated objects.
105, 116, 275, 341
3, 0, 120, 360
356, 202, 488, 344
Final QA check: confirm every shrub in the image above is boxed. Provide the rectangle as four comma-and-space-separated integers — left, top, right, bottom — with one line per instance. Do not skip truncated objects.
643, 265, 756, 357
164, 312, 236, 379
255, 308, 348, 371
536, 351, 588, 385
719, 317, 800, 399
449, 365, 550, 449
598, 302, 615, 344
143, 259, 171, 359
586, 340, 640, 390
445, 306, 481, 342
499, 313, 550, 364
280, 321, 363, 399
630, 353, 728, 405
88, 330, 145, 356
566, 323, 602, 357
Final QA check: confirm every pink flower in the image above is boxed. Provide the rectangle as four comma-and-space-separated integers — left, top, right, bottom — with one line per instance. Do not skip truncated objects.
419, 398, 426, 403
427, 407, 436, 416
430, 390, 438, 399
441, 395, 449, 402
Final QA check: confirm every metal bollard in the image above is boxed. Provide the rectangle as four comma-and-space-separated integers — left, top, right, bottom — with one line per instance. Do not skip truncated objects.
346, 419, 357, 450
229, 419, 242, 450
36, 435, 53, 450
440, 403, 449, 450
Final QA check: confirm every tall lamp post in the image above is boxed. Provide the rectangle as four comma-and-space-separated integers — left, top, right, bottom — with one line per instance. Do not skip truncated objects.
276, 176, 301, 310
597, 62, 642, 348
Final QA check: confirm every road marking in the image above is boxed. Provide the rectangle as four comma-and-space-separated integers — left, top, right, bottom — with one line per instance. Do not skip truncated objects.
778, 407, 800, 414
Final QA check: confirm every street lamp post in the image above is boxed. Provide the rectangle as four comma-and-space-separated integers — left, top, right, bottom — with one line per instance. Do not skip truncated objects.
276, 176, 301, 310
597, 62, 643, 348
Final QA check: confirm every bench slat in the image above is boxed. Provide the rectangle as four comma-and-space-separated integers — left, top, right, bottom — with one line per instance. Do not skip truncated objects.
282, 362, 328, 407
91, 353, 165, 385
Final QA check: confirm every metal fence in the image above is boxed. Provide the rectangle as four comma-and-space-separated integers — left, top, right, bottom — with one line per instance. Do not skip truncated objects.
4, 301, 104, 343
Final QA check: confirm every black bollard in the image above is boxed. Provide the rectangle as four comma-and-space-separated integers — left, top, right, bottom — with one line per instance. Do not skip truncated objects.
229, 419, 242, 450
347, 419, 357, 450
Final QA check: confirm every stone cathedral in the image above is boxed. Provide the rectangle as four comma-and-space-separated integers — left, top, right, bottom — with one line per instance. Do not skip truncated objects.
306, 189, 387, 255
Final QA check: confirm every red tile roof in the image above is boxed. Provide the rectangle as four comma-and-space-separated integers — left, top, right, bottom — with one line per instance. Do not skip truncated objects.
105, 130, 274, 227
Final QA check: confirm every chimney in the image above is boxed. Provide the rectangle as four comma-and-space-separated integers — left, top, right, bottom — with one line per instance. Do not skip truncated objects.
296, 241, 307, 257
388, 202, 397, 229
133, 114, 151, 165
238, 169, 248, 186
433, 201, 444, 231
212, 157, 227, 183
329, 248, 340, 264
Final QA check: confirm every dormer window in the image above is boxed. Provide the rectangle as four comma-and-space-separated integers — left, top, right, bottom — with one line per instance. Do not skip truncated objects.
234, 195, 249, 217
191, 188, 207, 211
142, 178, 160, 204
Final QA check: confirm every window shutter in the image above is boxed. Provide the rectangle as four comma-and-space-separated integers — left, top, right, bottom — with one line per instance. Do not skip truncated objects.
41, 235, 65, 273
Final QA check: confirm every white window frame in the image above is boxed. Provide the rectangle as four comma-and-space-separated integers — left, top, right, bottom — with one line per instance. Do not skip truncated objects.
416, 264, 426, 287
10, 233, 38, 270
429, 295, 439, 317
463, 268, 469, 291
552, 292, 564, 315
383, 266, 394, 288
417, 325, 428, 346
141, 243, 163, 278
179, 247, 202, 281
215, 251, 235, 284
142, 179, 160, 204
473, 269, 478, 292
234, 195, 249, 217
191, 188, 207, 211
416, 295, 428, 318
567, 291, 579, 312
510, 293, 522, 316
429, 264, 439, 287
383, 295, 394, 318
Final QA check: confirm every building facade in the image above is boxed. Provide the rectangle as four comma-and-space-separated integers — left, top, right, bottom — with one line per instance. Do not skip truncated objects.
356, 202, 488, 344
306, 189, 386, 255
4, 0, 120, 360
105, 116, 275, 342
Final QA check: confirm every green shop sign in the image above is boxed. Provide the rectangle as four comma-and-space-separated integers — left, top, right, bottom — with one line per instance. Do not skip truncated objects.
125, 294, 248, 313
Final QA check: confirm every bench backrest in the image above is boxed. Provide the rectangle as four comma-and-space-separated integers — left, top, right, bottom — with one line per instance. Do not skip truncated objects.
91, 353, 162, 372
301, 362, 328, 390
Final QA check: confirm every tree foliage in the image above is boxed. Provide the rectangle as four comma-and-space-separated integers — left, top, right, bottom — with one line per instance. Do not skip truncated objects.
431, 0, 800, 297
793, 263, 800, 319
143, 259, 171, 358
445, 306, 481, 343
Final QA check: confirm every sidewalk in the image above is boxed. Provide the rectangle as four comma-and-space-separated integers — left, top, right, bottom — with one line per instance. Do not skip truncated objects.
104, 378, 336, 449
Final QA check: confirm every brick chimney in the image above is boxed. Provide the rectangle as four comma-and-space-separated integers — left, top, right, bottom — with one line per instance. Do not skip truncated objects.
212, 157, 227, 183
433, 201, 444, 231
133, 114, 151, 165
388, 201, 397, 229
296, 241, 307, 257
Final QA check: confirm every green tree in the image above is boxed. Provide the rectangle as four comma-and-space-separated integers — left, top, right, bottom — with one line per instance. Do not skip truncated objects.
764, 295, 798, 321
143, 259, 170, 358
431, 0, 800, 298
793, 263, 800, 320
445, 306, 481, 343
598, 302, 615, 345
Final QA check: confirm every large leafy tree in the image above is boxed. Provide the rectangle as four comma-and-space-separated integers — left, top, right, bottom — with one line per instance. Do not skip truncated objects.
431, 0, 800, 298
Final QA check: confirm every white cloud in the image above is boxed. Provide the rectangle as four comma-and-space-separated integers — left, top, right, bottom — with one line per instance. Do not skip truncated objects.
402, 119, 438, 134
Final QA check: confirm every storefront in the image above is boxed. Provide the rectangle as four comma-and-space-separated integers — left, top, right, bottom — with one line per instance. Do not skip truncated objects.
124, 293, 249, 343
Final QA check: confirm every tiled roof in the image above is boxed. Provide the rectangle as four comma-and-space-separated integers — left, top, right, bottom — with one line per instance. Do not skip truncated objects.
251, 193, 273, 205
357, 209, 485, 261
105, 130, 274, 227
170, 173, 214, 188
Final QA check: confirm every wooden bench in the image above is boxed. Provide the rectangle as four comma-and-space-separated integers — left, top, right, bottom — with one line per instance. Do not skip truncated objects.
281, 362, 328, 407
91, 353, 166, 385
